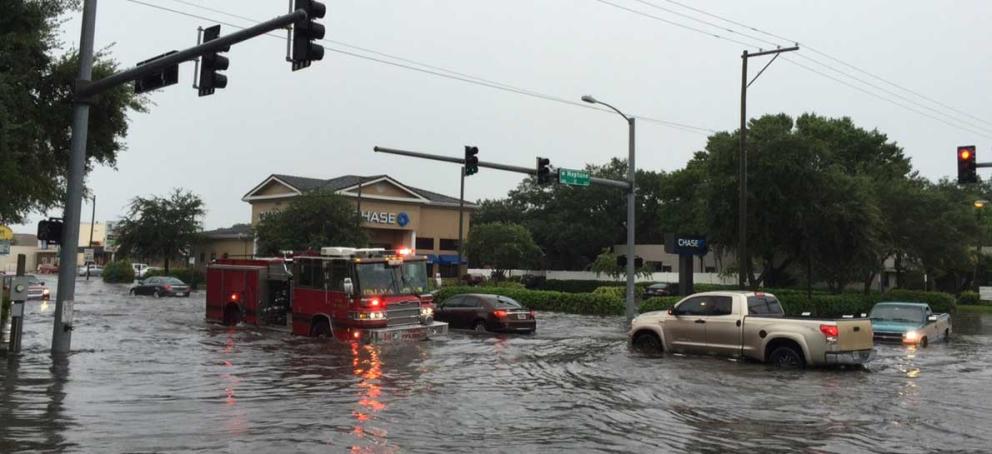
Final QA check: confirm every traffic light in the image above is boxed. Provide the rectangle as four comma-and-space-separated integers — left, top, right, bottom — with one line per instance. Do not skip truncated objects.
464, 146, 479, 176
536, 157, 551, 184
958, 145, 978, 184
291, 0, 326, 71
37, 218, 64, 244
198, 25, 229, 97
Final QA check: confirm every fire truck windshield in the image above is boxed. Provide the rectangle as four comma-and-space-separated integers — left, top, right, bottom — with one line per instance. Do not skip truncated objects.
356, 261, 428, 296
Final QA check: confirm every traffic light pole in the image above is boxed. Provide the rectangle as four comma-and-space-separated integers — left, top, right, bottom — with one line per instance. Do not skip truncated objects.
372, 147, 631, 190
457, 166, 466, 278
53, 4, 311, 355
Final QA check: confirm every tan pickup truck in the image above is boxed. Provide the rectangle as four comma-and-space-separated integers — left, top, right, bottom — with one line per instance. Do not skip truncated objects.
629, 291, 875, 368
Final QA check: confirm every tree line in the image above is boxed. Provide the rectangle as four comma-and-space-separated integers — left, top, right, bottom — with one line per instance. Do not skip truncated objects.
475, 113, 992, 293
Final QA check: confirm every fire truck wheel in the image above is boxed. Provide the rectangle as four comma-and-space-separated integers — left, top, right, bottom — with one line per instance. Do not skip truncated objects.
223, 304, 241, 326
311, 319, 332, 338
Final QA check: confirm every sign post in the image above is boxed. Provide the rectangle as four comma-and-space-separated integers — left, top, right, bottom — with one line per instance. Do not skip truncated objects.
665, 234, 709, 296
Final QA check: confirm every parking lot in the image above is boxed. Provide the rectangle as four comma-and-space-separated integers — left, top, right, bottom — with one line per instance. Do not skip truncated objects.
2, 276, 991, 453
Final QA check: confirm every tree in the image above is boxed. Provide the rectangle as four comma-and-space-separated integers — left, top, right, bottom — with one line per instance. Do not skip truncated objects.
255, 190, 367, 255
0, 0, 147, 224
115, 189, 205, 272
464, 223, 541, 279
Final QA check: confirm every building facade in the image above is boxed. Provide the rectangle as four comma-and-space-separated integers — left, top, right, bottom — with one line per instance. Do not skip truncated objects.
241, 174, 474, 276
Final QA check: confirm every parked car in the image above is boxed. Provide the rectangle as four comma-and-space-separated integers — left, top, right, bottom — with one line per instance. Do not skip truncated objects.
869, 302, 951, 347
644, 282, 678, 298
129, 276, 191, 297
77, 264, 103, 276
3, 273, 49, 301
37, 263, 58, 274
27, 275, 50, 300
629, 291, 875, 368
435, 293, 536, 333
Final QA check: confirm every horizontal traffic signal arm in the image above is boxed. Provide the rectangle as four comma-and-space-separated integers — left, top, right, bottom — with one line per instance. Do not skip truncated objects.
75, 10, 308, 99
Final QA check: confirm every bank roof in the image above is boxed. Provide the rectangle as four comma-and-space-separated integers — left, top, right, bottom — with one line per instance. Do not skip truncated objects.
202, 224, 253, 239
256, 174, 475, 207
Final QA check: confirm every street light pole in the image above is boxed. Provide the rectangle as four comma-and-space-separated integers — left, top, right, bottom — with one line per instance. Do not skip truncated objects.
582, 95, 637, 325
737, 45, 799, 289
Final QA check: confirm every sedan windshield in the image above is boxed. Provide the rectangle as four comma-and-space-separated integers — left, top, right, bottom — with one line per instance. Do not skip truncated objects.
870, 305, 924, 324
489, 297, 523, 308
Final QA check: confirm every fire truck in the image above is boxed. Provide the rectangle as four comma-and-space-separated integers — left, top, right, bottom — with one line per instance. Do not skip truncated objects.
205, 247, 448, 343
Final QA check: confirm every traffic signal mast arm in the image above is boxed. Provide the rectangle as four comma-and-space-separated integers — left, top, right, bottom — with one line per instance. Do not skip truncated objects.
75, 10, 308, 99
373, 146, 631, 190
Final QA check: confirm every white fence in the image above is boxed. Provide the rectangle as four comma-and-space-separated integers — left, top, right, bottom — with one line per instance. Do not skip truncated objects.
467, 268, 737, 285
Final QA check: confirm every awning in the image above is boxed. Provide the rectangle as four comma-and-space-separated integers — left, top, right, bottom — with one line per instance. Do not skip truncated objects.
427, 254, 465, 265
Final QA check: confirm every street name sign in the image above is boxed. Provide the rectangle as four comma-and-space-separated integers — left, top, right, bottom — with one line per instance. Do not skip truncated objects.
558, 168, 591, 186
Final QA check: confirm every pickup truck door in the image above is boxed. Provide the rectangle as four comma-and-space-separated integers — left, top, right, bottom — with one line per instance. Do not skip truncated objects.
700, 295, 741, 356
666, 296, 709, 353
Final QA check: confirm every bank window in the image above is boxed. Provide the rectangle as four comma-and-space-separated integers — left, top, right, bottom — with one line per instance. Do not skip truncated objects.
439, 238, 459, 250
415, 237, 435, 251
661, 265, 673, 272
705, 266, 716, 273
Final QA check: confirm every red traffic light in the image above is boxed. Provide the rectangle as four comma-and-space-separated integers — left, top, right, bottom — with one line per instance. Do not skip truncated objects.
960, 149, 972, 160
958, 145, 977, 184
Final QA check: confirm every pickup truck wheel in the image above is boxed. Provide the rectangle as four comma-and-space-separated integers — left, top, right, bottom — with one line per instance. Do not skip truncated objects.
920, 336, 929, 348
944, 329, 950, 342
768, 345, 805, 369
632, 332, 663, 353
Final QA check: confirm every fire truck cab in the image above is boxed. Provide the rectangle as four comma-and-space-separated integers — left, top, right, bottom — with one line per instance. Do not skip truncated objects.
206, 247, 448, 343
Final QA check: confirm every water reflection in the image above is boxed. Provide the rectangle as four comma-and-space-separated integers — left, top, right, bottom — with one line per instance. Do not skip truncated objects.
0, 355, 76, 452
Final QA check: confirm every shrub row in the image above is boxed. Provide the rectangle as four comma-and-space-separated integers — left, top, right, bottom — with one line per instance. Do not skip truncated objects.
536, 279, 656, 294
102, 261, 136, 284
434, 285, 958, 318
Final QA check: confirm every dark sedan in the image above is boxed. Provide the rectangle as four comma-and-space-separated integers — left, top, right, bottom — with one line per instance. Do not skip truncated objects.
129, 276, 191, 297
435, 293, 536, 334
644, 282, 678, 298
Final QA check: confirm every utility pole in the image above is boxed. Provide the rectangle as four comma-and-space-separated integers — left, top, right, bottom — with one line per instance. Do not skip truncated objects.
51, 6, 311, 355
457, 166, 466, 279
737, 45, 798, 289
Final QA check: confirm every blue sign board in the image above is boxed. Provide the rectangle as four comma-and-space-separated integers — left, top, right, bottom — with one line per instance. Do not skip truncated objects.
665, 234, 708, 256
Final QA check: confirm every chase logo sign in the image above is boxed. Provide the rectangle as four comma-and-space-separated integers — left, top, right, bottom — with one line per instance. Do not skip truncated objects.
665, 234, 709, 256
362, 210, 411, 228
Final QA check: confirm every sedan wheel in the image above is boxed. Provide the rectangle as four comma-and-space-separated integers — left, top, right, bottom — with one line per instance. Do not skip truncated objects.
473, 320, 487, 333
153, 289, 161, 298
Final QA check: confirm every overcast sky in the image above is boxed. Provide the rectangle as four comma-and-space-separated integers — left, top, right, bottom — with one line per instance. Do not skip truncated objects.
14, 0, 992, 232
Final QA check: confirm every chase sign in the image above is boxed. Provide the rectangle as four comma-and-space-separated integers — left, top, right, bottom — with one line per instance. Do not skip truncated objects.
362, 210, 411, 228
665, 234, 709, 256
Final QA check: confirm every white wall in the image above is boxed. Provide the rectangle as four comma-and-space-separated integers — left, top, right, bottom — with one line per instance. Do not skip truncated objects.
467, 268, 738, 285
1, 247, 39, 273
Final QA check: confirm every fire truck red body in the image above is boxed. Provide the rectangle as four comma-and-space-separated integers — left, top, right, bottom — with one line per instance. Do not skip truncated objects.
206, 247, 447, 343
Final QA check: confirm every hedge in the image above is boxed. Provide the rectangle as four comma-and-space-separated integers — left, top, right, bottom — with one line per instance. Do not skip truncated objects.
146, 268, 205, 290
537, 279, 656, 294
434, 286, 958, 318
958, 291, 980, 306
102, 261, 135, 283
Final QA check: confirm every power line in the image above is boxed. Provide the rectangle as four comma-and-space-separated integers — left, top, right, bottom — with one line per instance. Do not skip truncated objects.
655, 0, 992, 129
593, 0, 992, 137
123, 0, 717, 135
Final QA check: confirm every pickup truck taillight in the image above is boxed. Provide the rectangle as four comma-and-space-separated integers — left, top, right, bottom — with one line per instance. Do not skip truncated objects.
820, 324, 839, 341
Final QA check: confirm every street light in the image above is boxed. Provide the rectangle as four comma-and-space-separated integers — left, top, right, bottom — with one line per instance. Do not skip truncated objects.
582, 94, 637, 325
975, 199, 987, 209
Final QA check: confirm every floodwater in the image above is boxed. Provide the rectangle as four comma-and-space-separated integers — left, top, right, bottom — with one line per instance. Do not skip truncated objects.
2, 277, 991, 453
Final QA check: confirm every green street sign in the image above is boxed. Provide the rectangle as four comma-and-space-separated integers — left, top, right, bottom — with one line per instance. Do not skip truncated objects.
558, 168, 591, 187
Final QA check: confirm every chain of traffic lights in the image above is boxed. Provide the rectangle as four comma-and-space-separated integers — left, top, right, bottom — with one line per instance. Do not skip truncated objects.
462, 146, 555, 185
135, 0, 327, 97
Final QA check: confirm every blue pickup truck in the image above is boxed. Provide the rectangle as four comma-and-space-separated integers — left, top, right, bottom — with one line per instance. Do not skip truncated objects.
868, 302, 951, 347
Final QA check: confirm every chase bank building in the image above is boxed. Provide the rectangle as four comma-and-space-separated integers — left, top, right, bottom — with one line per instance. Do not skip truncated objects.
242, 174, 475, 276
